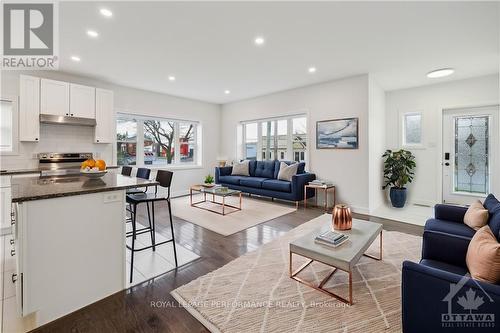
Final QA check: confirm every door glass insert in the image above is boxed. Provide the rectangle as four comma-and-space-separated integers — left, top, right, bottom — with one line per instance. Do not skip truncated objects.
454, 116, 489, 194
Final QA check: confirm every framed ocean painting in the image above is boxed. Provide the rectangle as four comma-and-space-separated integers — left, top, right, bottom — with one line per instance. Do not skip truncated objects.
316, 117, 359, 149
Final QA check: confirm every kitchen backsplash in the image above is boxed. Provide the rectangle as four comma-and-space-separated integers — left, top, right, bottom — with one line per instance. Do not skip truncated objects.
0, 124, 113, 170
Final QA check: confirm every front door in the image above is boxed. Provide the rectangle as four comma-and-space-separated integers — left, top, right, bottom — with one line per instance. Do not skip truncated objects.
442, 106, 499, 205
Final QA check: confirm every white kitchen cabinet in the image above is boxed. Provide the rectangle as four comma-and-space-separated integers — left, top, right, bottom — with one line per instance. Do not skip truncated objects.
94, 88, 114, 143
0, 187, 12, 231
70, 84, 96, 119
19, 75, 40, 142
14, 191, 125, 325
40, 79, 70, 117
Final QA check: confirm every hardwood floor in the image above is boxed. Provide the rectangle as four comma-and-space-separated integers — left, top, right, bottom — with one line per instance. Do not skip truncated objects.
32, 199, 423, 333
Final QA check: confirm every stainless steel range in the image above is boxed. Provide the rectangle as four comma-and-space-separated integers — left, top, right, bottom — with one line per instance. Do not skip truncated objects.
38, 152, 93, 177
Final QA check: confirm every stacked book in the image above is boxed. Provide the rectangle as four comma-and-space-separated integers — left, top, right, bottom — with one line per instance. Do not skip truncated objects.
315, 230, 349, 247
309, 179, 334, 186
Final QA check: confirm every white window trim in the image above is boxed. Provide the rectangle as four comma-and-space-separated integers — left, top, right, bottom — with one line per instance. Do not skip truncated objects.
400, 111, 425, 149
0, 96, 19, 156
116, 112, 202, 168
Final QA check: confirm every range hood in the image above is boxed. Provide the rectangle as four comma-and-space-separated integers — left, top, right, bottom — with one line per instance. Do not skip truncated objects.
40, 114, 96, 126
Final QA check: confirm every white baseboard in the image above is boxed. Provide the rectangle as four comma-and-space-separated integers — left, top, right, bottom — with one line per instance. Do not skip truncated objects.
350, 205, 370, 215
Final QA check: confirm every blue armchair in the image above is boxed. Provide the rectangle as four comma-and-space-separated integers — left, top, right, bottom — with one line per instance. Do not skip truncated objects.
402, 199, 500, 333
214, 160, 316, 205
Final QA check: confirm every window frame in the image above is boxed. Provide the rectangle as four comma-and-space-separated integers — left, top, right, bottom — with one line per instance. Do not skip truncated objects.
241, 114, 308, 164
116, 112, 201, 168
401, 111, 424, 149
0, 96, 19, 156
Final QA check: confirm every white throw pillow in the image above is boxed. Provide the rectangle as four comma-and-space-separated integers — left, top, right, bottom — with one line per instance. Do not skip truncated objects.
277, 162, 298, 181
231, 160, 250, 176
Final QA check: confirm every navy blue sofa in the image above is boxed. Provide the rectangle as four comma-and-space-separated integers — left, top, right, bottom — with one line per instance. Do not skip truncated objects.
214, 160, 316, 205
402, 194, 500, 333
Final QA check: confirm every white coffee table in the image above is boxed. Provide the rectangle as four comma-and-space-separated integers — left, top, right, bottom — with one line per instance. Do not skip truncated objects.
289, 217, 382, 305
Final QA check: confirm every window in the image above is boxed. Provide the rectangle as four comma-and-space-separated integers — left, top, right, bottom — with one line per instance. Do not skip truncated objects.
143, 120, 175, 165
116, 114, 200, 167
244, 123, 258, 160
116, 117, 138, 165
0, 100, 13, 153
242, 115, 307, 164
403, 112, 422, 146
0, 99, 18, 154
292, 117, 307, 162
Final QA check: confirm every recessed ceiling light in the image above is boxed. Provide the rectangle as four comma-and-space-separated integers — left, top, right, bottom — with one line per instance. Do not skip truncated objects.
87, 30, 99, 38
308, 67, 317, 73
100, 8, 113, 17
427, 68, 454, 78
224, 90, 231, 94
168, 76, 176, 81
254, 36, 265, 46
71, 56, 81, 62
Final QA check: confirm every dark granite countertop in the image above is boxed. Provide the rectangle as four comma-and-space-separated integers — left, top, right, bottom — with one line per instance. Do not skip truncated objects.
0, 169, 41, 176
11, 173, 158, 202
0, 165, 120, 176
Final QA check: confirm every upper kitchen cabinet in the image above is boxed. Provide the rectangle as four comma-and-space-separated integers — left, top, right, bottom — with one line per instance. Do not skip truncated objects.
19, 75, 40, 142
94, 88, 114, 143
70, 84, 96, 119
40, 79, 70, 116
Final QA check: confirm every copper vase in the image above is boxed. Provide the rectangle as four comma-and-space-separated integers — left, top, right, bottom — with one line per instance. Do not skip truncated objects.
332, 204, 352, 230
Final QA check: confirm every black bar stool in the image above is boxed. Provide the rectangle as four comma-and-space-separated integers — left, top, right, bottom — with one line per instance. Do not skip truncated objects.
121, 166, 132, 176
125, 168, 151, 225
126, 170, 178, 283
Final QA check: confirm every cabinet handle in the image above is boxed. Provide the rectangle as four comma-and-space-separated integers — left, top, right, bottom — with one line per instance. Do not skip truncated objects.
35, 138, 39, 141
10, 239, 14, 245
96, 140, 100, 143
11, 249, 15, 256
11, 219, 15, 225
12, 273, 17, 283
66, 113, 69, 116
70, 113, 74, 116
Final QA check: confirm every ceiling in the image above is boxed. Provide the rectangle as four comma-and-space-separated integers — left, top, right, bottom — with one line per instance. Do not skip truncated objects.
59, 1, 499, 104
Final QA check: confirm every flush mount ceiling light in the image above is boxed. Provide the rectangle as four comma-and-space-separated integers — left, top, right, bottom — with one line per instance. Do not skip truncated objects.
254, 36, 265, 46
100, 8, 113, 17
224, 90, 231, 94
71, 56, 81, 62
308, 66, 317, 73
427, 68, 454, 78
168, 76, 176, 81
86, 30, 99, 38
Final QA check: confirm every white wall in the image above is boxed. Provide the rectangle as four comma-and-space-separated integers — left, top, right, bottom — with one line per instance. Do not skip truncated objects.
368, 76, 386, 212
221, 75, 370, 213
386, 74, 499, 206
0, 71, 221, 196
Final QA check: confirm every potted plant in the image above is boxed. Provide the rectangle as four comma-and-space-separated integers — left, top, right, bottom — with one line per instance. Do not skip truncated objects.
204, 174, 215, 187
382, 149, 416, 208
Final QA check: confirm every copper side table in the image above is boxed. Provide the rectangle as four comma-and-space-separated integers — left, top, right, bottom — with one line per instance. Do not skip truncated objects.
304, 184, 336, 211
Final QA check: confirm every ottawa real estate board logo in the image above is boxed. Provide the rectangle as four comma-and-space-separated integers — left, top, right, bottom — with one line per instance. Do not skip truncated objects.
2, 2, 58, 69
441, 275, 495, 329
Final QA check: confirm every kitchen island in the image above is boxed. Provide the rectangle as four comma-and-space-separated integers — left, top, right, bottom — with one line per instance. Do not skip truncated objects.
9, 173, 157, 328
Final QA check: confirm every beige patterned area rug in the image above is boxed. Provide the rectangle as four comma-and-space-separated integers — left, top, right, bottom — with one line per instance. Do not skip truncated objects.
171, 195, 296, 236
171, 214, 422, 333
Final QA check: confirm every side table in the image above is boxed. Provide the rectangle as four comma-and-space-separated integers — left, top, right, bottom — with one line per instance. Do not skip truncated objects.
304, 183, 335, 211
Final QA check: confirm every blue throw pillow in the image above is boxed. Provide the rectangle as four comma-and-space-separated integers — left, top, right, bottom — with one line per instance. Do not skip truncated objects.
489, 212, 500, 242
483, 194, 500, 215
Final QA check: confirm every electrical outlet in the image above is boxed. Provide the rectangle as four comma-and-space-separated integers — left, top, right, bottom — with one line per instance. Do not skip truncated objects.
103, 192, 121, 203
